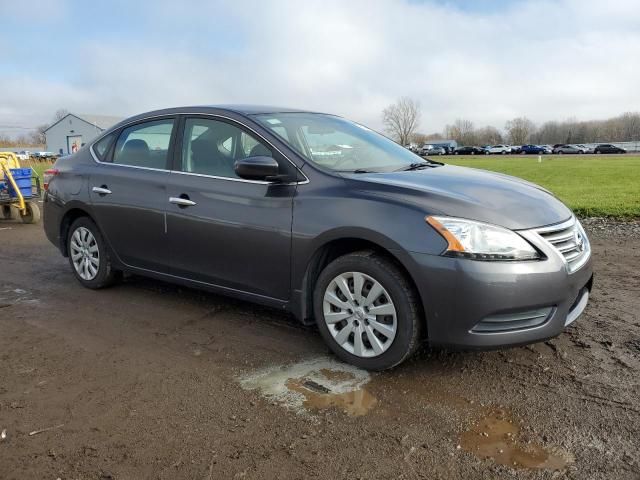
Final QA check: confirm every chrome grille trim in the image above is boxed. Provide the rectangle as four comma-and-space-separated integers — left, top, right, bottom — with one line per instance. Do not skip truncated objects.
533, 217, 590, 273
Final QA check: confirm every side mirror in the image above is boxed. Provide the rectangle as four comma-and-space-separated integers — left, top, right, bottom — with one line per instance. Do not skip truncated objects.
234, 156, 280, 181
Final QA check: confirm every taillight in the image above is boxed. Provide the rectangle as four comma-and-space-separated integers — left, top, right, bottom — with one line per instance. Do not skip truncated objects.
43, 169, 59, 191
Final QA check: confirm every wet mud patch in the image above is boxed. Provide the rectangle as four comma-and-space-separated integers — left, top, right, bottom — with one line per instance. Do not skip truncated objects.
239, 357, 376, 416
460, 407, 573, 470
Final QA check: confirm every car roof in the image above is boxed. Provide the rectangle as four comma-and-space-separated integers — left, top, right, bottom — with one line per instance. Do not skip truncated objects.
104, 105, 329, 132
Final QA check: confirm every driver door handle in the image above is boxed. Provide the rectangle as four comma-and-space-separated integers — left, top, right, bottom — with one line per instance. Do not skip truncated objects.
169, 196, 197, 207
92, 186, 112, 195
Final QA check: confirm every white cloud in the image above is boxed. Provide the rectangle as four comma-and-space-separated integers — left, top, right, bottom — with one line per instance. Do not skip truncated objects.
1, 0, 639, 136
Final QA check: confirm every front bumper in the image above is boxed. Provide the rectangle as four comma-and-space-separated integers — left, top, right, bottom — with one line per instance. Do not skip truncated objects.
399, 230, 593, 349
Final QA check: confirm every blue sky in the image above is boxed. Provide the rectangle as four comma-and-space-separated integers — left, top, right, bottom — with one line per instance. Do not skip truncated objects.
1, 0, 639, 136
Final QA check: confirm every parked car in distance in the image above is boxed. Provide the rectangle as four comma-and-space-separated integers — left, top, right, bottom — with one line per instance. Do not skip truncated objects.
43, 105, 593, 370
553, 145, 584, 154
405, 143, 419, 153
454, 146, 485, 155
574, 144, 593, 154
594, 144, 627, 154
420, 145, 446, 156
485, 145, 512, 155
520, 145, 547, 155
510, 145, 522, 154
13, 151, 30, 161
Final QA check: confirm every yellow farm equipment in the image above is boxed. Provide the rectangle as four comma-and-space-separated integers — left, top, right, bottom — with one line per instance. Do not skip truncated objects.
0, 152, 42, 223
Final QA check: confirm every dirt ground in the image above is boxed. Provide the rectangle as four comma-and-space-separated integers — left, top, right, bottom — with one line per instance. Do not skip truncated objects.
0, 219, 638, 479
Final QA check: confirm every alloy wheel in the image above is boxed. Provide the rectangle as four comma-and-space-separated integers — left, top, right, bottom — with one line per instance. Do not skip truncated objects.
322, 271, 397, 358
70, 227, 100, 281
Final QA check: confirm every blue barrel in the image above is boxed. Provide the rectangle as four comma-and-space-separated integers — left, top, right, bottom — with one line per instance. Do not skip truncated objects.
6, 168, 32, 199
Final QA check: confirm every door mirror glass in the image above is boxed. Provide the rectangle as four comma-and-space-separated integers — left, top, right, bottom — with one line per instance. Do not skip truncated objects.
234, 156, 280, 181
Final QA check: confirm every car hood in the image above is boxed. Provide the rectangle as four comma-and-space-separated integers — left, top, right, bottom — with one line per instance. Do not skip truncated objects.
346, 165, 572, 230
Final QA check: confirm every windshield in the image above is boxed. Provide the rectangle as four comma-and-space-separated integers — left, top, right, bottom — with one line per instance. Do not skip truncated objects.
252, 113, 428, 172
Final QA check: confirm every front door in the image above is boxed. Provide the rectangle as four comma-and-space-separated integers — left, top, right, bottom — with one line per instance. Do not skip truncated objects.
89, 117, 176, 272
165, 116, 296, 301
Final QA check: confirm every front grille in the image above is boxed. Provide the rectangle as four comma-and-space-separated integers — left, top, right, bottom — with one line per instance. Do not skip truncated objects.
534, 217, 590, 273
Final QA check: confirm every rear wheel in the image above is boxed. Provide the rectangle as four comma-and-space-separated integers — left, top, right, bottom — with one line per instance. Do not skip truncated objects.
67, 217, 120, 289
1, 205, 15, 220
314, 251, 423, 370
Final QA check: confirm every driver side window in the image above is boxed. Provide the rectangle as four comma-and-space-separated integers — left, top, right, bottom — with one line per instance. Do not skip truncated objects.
181, 118, 273, 178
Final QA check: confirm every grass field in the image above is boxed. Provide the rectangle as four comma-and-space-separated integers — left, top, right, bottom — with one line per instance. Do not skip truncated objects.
442, 154, 640, 218
24, 155, 640, 218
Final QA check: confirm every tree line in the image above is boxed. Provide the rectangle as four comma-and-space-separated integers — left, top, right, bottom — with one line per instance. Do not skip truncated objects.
383, 97, 640, 147
0, 109, 69, 147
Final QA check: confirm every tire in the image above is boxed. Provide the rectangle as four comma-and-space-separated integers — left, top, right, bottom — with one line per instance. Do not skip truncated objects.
485, 151, 490, 155
501, 150, 506, 155
596, 150, 601, 154
558, 151, 563, 155
578, 150, 583, 154
454, 152, 459, 155
313, 251, 423, 371
471, 151, 475, 155
20, 202, 41, 224
2, 205, 15, 220
67, 217, 120, 289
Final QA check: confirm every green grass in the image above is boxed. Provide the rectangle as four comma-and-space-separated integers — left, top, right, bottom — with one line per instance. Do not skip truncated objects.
17, 156, 640, 218
442, 154, 640, 218
28, 162, 53, 180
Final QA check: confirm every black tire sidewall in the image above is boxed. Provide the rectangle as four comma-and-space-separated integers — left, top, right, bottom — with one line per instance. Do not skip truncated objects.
313, 253, 421, 370
67, 217, 115, 289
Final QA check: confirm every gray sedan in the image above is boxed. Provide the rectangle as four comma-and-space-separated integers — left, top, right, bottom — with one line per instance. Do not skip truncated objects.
43, 105, 593, 370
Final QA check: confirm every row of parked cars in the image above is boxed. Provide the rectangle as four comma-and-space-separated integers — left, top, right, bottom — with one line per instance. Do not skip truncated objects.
413, 143, 627, 156
6, 150, 59, 161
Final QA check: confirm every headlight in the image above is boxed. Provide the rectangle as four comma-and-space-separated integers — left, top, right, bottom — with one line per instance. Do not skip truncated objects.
426, 216, 540, 261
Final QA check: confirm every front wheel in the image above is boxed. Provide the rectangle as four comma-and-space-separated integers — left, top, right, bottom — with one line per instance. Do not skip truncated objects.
67, 217, 120, 289
313, 251, 423, 370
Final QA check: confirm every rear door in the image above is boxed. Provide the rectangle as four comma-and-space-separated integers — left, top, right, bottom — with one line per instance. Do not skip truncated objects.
165, 116, 297, 301
88, 117, 176, 272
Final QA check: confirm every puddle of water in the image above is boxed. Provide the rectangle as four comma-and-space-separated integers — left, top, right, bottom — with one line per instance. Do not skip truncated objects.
239, 357, 376, 416
460, 408, 572, 470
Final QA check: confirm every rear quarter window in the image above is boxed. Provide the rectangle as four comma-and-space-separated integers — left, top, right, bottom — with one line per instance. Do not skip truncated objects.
93, 132, 117, 161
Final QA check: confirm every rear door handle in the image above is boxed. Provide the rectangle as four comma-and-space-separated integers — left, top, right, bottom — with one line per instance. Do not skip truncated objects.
92, 186, 112, 195
169, 196, 197, 207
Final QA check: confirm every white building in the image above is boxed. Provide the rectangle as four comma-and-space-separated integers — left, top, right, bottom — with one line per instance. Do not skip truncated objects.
44, 113, 123, 155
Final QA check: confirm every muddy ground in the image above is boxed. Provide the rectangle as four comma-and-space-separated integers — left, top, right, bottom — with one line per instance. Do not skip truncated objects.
0, 220, 638, 479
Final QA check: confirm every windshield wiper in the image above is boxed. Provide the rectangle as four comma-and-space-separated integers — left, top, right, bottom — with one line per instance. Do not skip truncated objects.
337, 168, 376, 173
396, 161, 440, 171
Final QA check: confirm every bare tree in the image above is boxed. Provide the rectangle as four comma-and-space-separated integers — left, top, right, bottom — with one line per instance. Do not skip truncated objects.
382, 97, 421, 145
30, 124, 48, 145
505, 117, 535, 145
53, 108, 69, 122
475, 126, 503, 146
410, 132, 428, 146
445, 119, 475, 146
620, 112, 640, 141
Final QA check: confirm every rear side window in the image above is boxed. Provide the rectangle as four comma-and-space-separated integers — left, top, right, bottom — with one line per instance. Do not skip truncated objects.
112, 119, 175, 169
93, 132, 116, 161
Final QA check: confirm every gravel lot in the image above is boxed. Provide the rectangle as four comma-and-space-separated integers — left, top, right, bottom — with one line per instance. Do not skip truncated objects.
0, 220, 638, 479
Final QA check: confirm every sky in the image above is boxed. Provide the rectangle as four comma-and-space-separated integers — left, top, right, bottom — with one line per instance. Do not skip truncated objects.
1, 0, 639, 137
